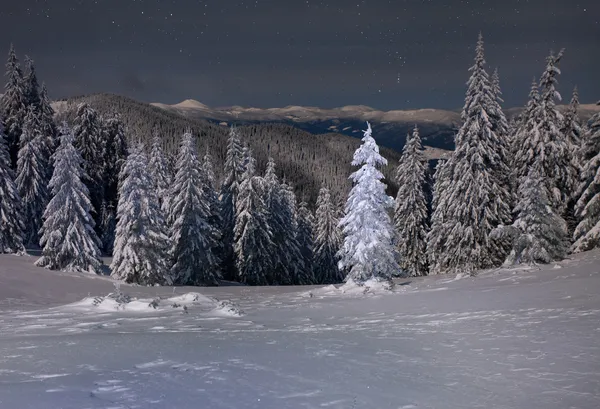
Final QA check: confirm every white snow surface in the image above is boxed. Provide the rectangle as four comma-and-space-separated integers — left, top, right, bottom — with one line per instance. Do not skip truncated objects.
1, 251, 600, 408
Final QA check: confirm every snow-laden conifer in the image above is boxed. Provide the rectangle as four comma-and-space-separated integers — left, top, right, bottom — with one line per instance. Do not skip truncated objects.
111, 146, 171, 285
491, 163, 568, 264
297, 201, 316, 282
73, 103, 105, 219
0, 121, 25, 254
148, 133, 171, 213
234, 151, 273, 285
314, 186, 343, 283
394, 126, 428, 277
426, 159, 451, 274
512, 78, 540, 184
16, 107, 48, 246
428, 34, 512, 275
280, 180, 309, 284
1, 44, 27, 167
220, 125, 245, 280
573, 112, 600, 252
23, 56, 40, 109
99, 201, 116, 255
201, 150, 223, 276
38, 83, 58, 162
338, 122, 400, 283
102, 113, 128, 208
168, 132, 219, 286
36, 123, 103, 273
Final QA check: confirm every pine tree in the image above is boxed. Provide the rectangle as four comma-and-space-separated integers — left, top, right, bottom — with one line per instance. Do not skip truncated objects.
73, 103, 105, 220
148, 133, 171, 213
102, 113, 128, 208
234, 151, 273, 285
526, 50, 575, 215
15, 107, 48, 246
201, 150, 223, 277
297, 201, 316, 283
0, 121, 25, 254
111, 145, 171, 285
573, 112, 600, 252
314, 186, 343, 283
220, 126, 245, 281
394, 126, 428, 277
428, 34, 512, 275
492, 164, 568, 264
168, 131, 219, 286
99, 201, 116, 255
38, 83, 58, 164
1, 44, 27, 167
23, 56, 40, 109
512, 78, 540, 185
338, 122, 400, 283
426, 159, 451, 274
36, 123, 103, 273
280, 180, 308, 284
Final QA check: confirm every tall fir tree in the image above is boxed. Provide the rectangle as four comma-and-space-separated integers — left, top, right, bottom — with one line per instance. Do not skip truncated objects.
393, 126, 429, 277
512, 77, 540, 185
111, 146, 171, 285
0, 121, 25, 254
426, 159, 451, 274
314, 186, 343, 283
102, 113, 128, 208
201, 150, 223, 277
220, 125, 245, 281
23, 56, 40, 109
38, 83, 58, 165
280, 180, 309, 284
16, 107, 48, 246
148, 133, 171, 213
562, 87, 584, 234
36, 123, 103, 273
338, 122, 400, 283
528, 50, 575, 215
428, 34, 511, 275
573, 112, 600, 252
168, 131, 219, 286
492, 163, 568, 265
73, 103, 105, 221
234, 151, 273, 285
297, 201, 316, 283
1, 44, 27, 168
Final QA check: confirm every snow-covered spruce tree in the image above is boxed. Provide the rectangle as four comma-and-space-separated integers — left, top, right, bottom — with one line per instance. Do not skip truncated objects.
338, 122, 400, 283
1, 44, 27, 167
297, 201, 316, 282
0, 121, 25, 254
23, 56, 40, 109
73, 103, 105, 220
111, 145, 171, 285
38, 83, 58, 163
234, 151, 274, 285
572, 112, 600, 252
168, 131, 219, 286
148, 133, 171, 213
16, 107, 48, 246
99, 201, 116, 255
426, 159, 451, 274
393, 126, 428, 277
102, 113, 128, 208
314, 186, 343, 283
429, 34, 512, 275
491, 163, 568, 265
36, 123, 103, 273
525, 50, 575, 215
512, 77, 540, 184
220, 125, 245, 281
280, 180, 310, 284
201, 150, 223, 276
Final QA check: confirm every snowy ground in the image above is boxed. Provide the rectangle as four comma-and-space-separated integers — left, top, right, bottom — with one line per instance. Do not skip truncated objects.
1, 252, 599, 408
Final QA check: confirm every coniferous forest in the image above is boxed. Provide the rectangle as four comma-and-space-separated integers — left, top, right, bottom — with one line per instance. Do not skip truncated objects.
2, 35, 600, 286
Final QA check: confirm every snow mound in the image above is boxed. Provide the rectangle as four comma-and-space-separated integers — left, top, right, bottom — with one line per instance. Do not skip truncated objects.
167, 292, 214, 306
340, 278, 394, 295
212, 300, 244, 317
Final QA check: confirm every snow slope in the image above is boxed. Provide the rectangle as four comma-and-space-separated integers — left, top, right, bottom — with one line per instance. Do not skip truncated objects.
1, 251, 600, 408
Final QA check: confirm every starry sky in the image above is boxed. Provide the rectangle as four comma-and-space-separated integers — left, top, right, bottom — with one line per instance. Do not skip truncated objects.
1, 0, 598, 110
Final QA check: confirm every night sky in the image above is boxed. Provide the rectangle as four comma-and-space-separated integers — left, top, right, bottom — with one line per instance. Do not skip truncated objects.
1, 0, 598, 110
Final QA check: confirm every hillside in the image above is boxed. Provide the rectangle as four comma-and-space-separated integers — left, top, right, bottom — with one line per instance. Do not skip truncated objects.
52, 94, 404, 203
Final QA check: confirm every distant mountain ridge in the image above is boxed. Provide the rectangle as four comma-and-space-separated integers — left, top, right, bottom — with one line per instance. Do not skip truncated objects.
151, 99, 600, 153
